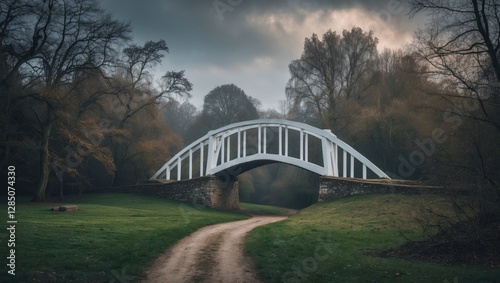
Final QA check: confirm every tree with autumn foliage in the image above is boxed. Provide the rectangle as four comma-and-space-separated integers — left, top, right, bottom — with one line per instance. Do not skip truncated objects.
0, 0, 190, 199
105, 39, 192, 186
0, 0, 131, 200
286, 27, 378, 131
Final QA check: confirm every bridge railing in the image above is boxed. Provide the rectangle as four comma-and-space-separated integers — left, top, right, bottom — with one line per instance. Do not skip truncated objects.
151, 119, 390, 180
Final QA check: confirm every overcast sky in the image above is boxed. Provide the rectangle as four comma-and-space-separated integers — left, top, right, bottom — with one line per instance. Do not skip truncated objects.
101, 0, 424, 111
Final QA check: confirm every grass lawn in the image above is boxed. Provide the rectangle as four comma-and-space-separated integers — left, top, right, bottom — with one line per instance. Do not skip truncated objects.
245, 194, 500, 283
0, 193, 247, 283
239, 202, 288, 215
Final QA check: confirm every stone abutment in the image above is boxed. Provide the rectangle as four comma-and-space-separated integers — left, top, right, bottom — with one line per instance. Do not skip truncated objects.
93, 175, 239, 210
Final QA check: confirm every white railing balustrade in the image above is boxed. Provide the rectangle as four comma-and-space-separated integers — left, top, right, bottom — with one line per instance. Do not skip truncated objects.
150, 119, 390, 180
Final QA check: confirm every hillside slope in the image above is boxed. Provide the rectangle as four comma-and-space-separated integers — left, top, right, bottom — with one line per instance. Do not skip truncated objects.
245, 194, 500, 282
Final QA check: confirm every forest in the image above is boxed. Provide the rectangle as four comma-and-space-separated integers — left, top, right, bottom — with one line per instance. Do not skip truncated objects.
0, 0, 498, 213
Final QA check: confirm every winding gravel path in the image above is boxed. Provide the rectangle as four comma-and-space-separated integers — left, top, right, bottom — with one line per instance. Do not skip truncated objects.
144, 216, 288, 283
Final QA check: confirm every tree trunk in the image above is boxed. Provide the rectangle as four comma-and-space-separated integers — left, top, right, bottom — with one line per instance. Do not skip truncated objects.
111, 144, 119, 187
59, 180, 64, 202
33, 110, 54, 201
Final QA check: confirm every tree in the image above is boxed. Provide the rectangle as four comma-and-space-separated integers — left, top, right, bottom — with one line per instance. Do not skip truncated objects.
286, 27, 378, 130
408, 0, 500, 259
0, 0, 131, 200
1, 0, 47, 84
161, 100, 197, 139
410, 0, 500, 187
110, 101, 183, 185
202, 84, 259, 128
341, 50, 448, 179
113, 40, 193, 129
184, 84, 259, 143
106, 40, 192, 186
0, 0, 192, 198
410, 0, 500, 131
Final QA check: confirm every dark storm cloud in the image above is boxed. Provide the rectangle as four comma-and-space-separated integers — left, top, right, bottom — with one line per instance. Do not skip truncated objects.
102, 0, 412, 64
100, 0, 420, 108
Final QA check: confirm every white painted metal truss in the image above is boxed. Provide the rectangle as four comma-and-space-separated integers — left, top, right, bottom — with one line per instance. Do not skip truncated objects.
150, 119, 390, 180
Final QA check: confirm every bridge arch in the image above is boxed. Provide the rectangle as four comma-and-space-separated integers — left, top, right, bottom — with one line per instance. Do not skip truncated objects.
151, 119, 390, 181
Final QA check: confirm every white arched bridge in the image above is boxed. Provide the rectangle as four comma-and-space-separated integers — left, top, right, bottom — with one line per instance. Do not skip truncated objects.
151, 119, 390, 181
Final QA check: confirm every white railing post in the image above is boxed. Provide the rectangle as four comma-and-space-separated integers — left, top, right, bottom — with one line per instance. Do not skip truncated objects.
177, 157, 181, 181
321, 139, 333, 176
206, 135, 216, 173
200, 144, 204, 177
285, 126, 289, 156
305, 133, 309, 162
237, 129, 241, 158
221, 135, 225, 164
227, 135, 230, 162
243, 131, 247, 157
189, 149, 193, 179
343, 150, 347, 178
279, 125, 282, 156
258, 125, 262, 154
263, 127, 267, 154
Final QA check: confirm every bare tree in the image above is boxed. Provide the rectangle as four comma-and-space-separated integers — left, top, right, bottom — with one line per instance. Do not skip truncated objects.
286, 27, 378, 130
410, 0, 500, 183
410, 0, 500, 130
112, 40, 193, 129
1, 0, 48, 84
409, 0, 500, 253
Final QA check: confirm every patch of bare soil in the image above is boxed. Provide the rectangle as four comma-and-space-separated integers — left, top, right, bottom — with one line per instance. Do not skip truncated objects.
375, 213, 500, 267
143, 216, 287, 283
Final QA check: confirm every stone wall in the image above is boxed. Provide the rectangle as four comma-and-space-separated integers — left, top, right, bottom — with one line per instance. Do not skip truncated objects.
211, 178, 239, 210
318, 176, 470, 202
93, 175, 470, 209
92, 175, 239, 210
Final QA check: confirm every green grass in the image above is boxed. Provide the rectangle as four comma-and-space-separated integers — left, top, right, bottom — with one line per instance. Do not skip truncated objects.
0, 193, 246, 283
245, 194, 500, 282
239, 202, 288, 215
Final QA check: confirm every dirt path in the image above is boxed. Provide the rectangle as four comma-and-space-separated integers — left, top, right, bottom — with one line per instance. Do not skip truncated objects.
144, 216, 288, 283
